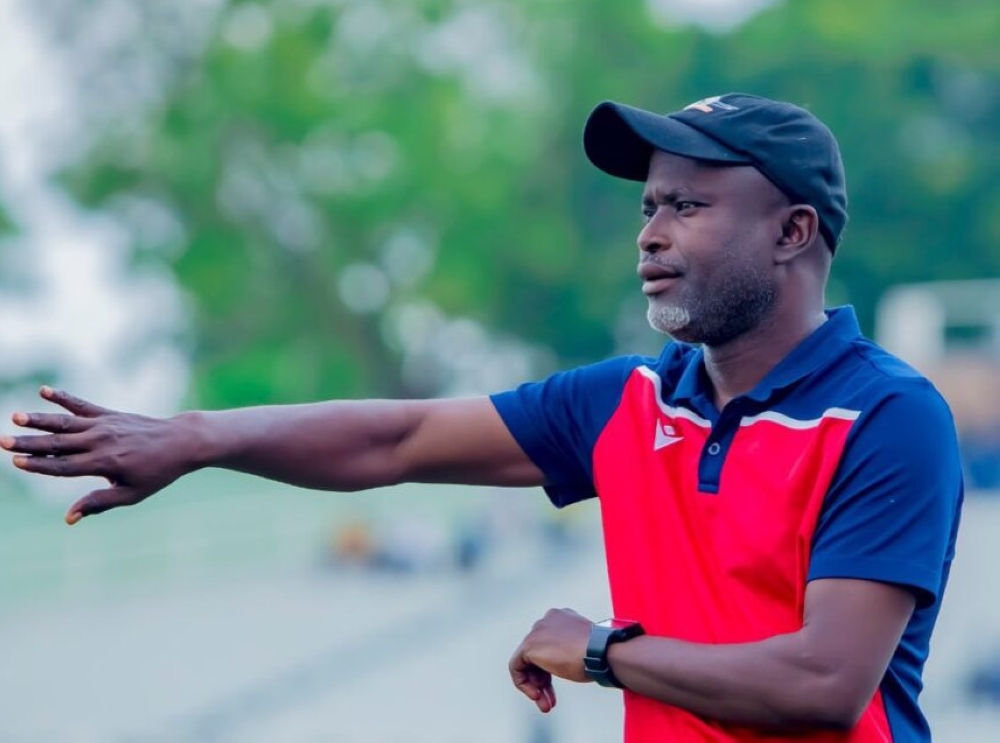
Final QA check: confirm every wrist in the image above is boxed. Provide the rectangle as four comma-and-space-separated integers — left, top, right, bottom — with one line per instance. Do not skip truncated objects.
584, 619, 645, 689
170, 410, 219, 471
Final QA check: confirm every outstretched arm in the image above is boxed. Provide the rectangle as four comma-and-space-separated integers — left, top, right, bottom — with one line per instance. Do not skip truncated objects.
2, 387, 543, 524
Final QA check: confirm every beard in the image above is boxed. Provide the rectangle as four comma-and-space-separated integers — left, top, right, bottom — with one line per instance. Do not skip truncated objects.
646, 255, 777, 347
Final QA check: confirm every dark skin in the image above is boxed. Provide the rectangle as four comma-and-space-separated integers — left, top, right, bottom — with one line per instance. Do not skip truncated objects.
3, 393, 543, 522
2, 149, 914, 733
637, 151, 832, 409
509, 152, 914, 729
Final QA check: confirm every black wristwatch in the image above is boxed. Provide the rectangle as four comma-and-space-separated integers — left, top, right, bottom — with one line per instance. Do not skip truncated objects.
583, 618, 645, 688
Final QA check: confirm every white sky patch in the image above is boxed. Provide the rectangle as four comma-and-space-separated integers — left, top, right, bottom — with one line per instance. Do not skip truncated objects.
338, 262, 390, 314
0, 0, 190, 440
646, 0, 779, 32
379, 227, 435, 290
0, 2, 79, 187
222, 3, 275, 52
415, 5, 541, 104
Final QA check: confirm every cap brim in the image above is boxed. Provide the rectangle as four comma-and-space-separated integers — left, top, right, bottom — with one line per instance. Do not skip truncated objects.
583, 101, 751, 181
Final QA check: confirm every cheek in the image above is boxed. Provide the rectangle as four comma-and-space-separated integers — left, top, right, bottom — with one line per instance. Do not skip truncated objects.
699, 233, 773, 289
687, 210, 746, 244
715, 213, 776, 259
733, 209, 782, 251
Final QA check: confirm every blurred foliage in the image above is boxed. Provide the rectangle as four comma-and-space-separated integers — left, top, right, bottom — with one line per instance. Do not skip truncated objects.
0, 200, 21, 293
0, 200, 16, 252
0, 203, 13, 235
36, 0, 1000, 406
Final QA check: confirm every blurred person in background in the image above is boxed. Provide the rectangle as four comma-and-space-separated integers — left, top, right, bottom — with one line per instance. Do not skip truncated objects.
924, 356, 1000, 491
3, 94, 963, 742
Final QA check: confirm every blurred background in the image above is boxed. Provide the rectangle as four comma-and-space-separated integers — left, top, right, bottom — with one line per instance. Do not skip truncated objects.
1, 0, 999, 740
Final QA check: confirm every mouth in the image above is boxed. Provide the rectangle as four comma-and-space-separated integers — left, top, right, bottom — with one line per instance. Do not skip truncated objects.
638, 262, 683, 296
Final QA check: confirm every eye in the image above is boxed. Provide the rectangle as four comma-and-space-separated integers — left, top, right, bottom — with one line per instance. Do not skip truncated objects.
641, 204, 657, 223
675, 201, 700, 214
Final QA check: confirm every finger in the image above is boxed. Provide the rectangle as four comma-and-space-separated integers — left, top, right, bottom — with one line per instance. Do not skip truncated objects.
40, 387, 110, 418
511, 667, 540, 697
2, 432, 93, 456
10, 411, 93, 434
510, 657, 541, 699
511, 655, 554, 710
66, 486, 143, 524
529, 670, 555, 713
509, 645, 533, 681
12, 453, 109, 479
539, 682, 556, 713
514, 674, 548, 707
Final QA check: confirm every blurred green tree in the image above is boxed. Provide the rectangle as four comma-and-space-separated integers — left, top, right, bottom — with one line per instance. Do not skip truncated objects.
36, 0, 1000, 406
0, 206, 14, 295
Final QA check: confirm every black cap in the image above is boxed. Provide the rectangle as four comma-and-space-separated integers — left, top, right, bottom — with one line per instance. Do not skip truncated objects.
583, 93, 848, 251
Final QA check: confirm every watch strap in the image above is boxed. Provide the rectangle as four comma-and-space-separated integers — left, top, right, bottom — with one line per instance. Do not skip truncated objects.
583, 620, 644, 688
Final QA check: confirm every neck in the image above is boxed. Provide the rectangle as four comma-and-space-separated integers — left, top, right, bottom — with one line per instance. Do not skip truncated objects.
702, 307, 827, 410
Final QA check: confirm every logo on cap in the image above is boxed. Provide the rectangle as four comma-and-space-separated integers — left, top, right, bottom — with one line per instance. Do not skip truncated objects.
683, 95, 739, 114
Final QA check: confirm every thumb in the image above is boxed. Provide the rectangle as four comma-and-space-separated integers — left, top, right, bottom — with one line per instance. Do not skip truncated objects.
66, 485, 144, 525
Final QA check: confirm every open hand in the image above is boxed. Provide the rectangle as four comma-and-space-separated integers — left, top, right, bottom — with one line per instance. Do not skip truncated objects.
509, 607, 593, 713
2, 387, 200, 525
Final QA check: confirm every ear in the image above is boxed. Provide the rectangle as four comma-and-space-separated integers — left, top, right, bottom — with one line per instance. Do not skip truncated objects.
775, 205, 820, 264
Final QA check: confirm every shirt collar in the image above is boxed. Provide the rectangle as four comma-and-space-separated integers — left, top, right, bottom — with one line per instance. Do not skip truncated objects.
673, 345, 707, 404
670, 306, 862, 406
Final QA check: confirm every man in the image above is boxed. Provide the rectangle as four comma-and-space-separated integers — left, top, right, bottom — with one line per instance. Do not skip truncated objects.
3, 94, 962, 742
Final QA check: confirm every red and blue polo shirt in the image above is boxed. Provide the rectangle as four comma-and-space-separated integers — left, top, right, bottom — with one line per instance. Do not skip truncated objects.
491, 307, 963, 743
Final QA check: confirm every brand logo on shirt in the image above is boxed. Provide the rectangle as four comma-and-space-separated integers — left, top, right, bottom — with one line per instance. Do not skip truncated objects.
653, 421, 683, 451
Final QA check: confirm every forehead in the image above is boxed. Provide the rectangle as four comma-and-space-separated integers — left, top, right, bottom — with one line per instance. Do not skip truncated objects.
644, 150, 775, 199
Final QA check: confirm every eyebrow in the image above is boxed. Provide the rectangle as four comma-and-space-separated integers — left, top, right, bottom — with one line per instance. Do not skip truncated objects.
641, 187, 702, 206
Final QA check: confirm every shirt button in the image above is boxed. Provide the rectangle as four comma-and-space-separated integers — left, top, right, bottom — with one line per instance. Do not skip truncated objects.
707, 442, 722, 456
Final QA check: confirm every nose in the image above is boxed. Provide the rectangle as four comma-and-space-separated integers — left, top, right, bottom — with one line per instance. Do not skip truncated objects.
637, 209, 669, 255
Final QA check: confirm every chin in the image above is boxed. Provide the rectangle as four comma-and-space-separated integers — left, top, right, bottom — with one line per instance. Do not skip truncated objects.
647, 304, 692, 338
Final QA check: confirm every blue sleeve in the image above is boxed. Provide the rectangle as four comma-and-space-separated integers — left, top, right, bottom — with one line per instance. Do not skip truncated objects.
808, 380, 964, 608
489, 356, 643, 508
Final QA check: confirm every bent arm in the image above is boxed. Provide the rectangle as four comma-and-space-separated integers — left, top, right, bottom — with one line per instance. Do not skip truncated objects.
607, 579, 915, 730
